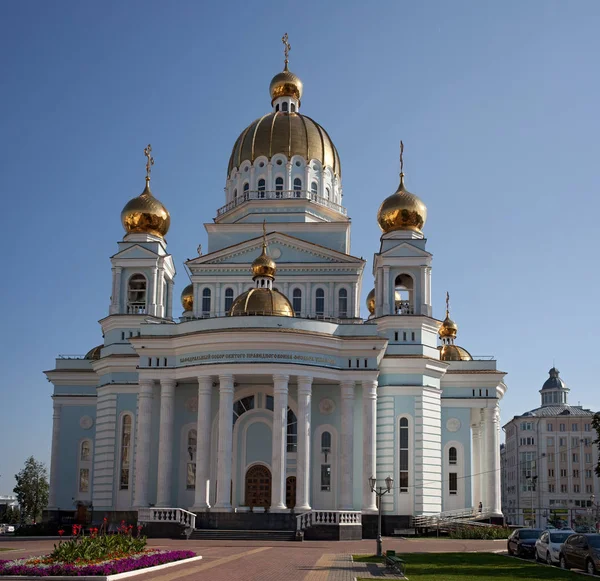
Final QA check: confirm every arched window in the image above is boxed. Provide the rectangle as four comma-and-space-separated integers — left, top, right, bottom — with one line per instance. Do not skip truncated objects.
394, 274, 414, 315
81, 440, 91, 461
311, 181, 318, 198
224, 287, 234, 312
186, 429, 197, 490
275, 177, 284, 198
315, 288, 325, 318
243, 182, 249, 199
399, 417, 409, 493
78, 439, 92, 494
290, 103, 296, 112
325, 187, 330, 200
293, 177, 302, 197
202, 288, 211, 316
233, 188, 238, 200
292, 288, 302, 313
257, 178, 266, 199
233, 395, 255, 424
338, 288, 348, 318
287, 408, 297, 452
275, 104, 280, 112
119, 415, 132, 490
282, 102, 289, 112
127, 274, 147, 314
449, 446, 457, 465
321, 431, 331, 452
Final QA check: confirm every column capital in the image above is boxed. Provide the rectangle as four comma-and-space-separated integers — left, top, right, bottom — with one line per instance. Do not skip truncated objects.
160, 378, 176, 391
197, 375, 213, 393
362, 378, 378, 393
52, 400, 62, 413
218, 374, 234, 390
340, 380, 355, 399
139, 378, 155, 394
297, 375, 313, 394
273, 374, 290, 383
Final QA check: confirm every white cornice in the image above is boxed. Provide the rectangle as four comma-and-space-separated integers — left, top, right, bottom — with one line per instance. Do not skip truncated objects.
379, 356, 448, 378
44, 370, 98, 386
52, 395, 97, 405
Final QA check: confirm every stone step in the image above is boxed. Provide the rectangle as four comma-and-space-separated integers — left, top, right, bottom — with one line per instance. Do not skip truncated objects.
190, 529, 297, 541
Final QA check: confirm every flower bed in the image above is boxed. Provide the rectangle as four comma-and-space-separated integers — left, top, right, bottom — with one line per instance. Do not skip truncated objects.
0, 550, 196, 577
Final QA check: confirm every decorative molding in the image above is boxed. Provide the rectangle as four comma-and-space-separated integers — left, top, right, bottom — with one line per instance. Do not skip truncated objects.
319, 398, 335, 415
80, 415, 94, 430
185, 397, 198, 412
446, 417, 461, 432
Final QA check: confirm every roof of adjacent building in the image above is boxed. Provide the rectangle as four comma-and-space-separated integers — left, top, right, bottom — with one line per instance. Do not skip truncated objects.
512, 404, 595, 420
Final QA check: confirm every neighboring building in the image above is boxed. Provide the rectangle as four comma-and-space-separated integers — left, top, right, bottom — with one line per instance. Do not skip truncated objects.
44, 44, 508, 535
0, 495, 19, 521
502, 368, 599, 528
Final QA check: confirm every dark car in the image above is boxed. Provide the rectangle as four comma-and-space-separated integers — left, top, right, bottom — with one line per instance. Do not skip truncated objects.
559, 533, 600, 575
507, 528, 543, 557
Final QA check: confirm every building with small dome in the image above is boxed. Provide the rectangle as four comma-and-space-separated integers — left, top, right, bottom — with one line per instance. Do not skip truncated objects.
501, 368, 599, 528
44, 42, 508, 537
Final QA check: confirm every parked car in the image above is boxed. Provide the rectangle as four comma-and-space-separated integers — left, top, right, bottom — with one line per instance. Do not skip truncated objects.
535, 529, 574, 565
559, 533, 600, 575
507, 528, 543, 557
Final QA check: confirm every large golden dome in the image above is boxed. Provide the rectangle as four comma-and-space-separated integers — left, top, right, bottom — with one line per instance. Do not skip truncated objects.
377, 174, 427, 234
121, 178, 170, 238
270, 68, 303, 103
439, 344, 473, 361
366, 289, 375, 315
228, 112, 341, 178
181, 284, 193, 311
229, 287, 294, 317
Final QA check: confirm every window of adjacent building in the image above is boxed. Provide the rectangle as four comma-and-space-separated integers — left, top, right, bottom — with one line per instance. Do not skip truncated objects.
292, 288, 302, 313
584, 438, 592, 447
293, 177, 302, 197
315, 288, 325, 317
573, 469, 580, 478
520, 451, 536, 491
586, 469, 593, 478
311, 181, 318, 197
202, 288, 211, 315
448, 446, 457, 465
573, 453, 579, 463
521, 422, 533, 431
119, 415, 132, 490
548, 469, 555, 477
186, 429, 197, 490
549, 484, 555, 492
585, 453, 592, 463
224, 287, 234, 312
559, 423, 566, 432
572, 423, 579, 431
399, 417, 409, 493
559, 437, 566, 447
338, 288, 348, 318
449, 472, 458, 495
321, 464, 331, 491
560, 468, 567, 477
584, 423, 591, 432
574, 484, 580, 493
587, 484, 593, 493
560, 452, 567, 462
571, 437, 579, 447
287, 408, 297, 452
127, 274, 147, 314
547, 437, 554, 446
547, 423, 553, 432
561, 484, 567, 493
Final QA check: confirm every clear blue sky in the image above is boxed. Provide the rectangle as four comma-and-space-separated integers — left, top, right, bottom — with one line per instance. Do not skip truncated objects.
1, 0, 598, 495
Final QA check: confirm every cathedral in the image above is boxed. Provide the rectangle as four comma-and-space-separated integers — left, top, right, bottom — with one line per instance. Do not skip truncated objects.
45, 38, 507, 537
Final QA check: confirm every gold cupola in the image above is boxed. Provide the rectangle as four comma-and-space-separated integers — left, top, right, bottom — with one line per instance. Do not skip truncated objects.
229, 223, 294, 317
121, 144, 170, 238
181, 283, 193, 312
377, 142, 427, 235
438, 292, 472, 361
366, 288, 375, 316
269, 33, 303, 104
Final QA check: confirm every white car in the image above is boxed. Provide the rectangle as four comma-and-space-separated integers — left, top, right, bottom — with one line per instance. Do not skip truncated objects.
535, 529, 575, 565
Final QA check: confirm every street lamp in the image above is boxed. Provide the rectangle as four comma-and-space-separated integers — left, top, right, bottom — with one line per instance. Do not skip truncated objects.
369, 475, 393, 557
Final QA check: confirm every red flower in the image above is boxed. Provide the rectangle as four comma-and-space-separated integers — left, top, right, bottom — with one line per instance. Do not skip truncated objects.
58, 529, 64, 536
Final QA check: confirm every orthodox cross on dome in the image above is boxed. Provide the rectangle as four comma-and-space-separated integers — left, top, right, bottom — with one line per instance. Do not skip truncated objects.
399, 140, 404, 176
262, 219, 268, 251
144, 144, 154, 180
282, 33, 291, 70
445, 291, 450, 316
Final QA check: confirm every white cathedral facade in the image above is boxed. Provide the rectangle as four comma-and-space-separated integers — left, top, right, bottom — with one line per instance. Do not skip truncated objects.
45, 46, 507, 534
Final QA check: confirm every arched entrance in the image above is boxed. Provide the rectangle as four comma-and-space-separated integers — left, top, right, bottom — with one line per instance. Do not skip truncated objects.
245, 465, 271, 508
286, 476, 296, 509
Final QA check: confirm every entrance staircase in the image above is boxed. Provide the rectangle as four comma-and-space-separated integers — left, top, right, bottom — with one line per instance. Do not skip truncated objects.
189, 529, 296, 541
412, 506, 494, 533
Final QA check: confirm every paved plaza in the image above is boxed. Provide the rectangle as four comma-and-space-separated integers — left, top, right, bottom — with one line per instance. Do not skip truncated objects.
0, 537, 504, 580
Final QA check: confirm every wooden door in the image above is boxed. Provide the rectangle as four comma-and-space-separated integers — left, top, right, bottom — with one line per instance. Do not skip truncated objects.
286, 476, 296, 509
245, 465, 271, 508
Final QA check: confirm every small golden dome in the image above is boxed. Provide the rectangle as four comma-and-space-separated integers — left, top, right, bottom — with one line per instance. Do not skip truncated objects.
121, 178, 170, 238
377, 174, 427, 234
85, 344, 103, 360
252, 247, 277, 280
181, 284, 194, 311
439, 315, 458, 339
269, 67, 303, 103
439, 344, 473, 361
366, 289, 375, 315
229, 287, 294, 317
228, 112, 341, 178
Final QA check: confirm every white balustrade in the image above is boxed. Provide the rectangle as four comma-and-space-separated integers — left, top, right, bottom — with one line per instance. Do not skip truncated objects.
137, 507, 196, 530
296, 510, 362, 531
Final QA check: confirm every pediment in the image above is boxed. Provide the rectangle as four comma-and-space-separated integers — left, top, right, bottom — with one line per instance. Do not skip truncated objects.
111, 244, 159, 260
187, 233, 363, 267
379, 242, 431, 259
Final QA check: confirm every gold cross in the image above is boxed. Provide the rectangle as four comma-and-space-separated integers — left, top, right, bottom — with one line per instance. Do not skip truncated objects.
446, 291, 450, 316
144, 144, 154, 178
282, 33, 291, 69
400, 140, 404, 175
262, 219, 267, 251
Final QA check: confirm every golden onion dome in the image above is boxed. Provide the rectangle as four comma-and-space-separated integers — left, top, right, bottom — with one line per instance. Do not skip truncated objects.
366, 288, 375, 315
229, 287, 294, 317
228, 112, 341, 178
252, 246, 277, 280
439, 315, 458, 339
269, 67, 303, 104
377, 174, 427, 234
85, 344, 103, 360
181, 284, 194, 311
439, 344, 473, 361
121, 178, 170, 238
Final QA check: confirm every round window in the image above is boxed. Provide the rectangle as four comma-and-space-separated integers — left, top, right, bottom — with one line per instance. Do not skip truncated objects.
276, 159, 283, 165
312, 164, 319, 170
259, 162, 265, 168
295, 161, 301, 167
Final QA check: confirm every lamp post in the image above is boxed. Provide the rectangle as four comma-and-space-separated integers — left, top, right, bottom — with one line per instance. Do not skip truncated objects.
369, 475, 393, 557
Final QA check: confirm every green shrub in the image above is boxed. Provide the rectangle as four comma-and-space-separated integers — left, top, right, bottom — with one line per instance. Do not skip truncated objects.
448, 525, 511, 539
14, 522, 60, 536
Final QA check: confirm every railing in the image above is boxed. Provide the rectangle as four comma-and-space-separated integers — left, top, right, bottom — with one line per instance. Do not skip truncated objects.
180, 311, 364, 325
216, 190, 347, 217
57, 354, 87, 360
394, 301, 414, 315
137, 507, 196, 530
412, 506, 491, 529
296, 510, 362, 531
127, 304, 147, 315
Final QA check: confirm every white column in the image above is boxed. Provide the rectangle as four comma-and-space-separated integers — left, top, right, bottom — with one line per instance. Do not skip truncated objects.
339, 380, 355, 509
285, 161, 292, 192
471, 419, 482, 508
48, 401, 62, 509
192, 376, 213, 510
304, 165, 310, 198
419, 266, 427, 316
133, 379, 154, 508
156, 378, 176, 506
362, 379, 378, 511
166, 280, 174, 320
271, 374, 289, 511
296, 376, 312, 511
483, 405, 502, 516
214, 374, 234, 510
383, 265, 390, 315
150, 267, 159, 316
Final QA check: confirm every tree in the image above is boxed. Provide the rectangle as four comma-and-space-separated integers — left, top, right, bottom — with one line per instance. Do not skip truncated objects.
4, 506, 20, 524
594, 413, 600, 478
13, 456, 49, 524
